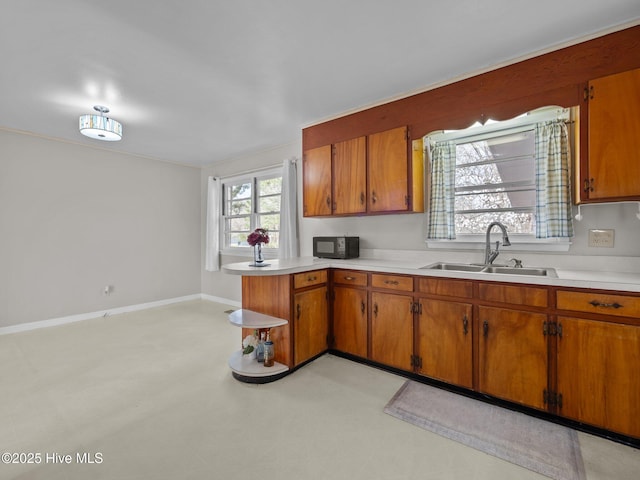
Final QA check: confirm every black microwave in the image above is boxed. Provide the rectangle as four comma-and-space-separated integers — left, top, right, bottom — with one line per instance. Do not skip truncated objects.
313, 236, 359, 259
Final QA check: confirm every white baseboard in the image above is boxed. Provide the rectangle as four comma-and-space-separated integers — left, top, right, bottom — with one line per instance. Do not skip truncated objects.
201, 294, 241, 308
0, 293, 240, 336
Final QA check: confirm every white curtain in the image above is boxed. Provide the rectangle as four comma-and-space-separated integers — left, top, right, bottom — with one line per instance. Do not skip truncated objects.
279, 158, 299, 259
205, 176, 221, 271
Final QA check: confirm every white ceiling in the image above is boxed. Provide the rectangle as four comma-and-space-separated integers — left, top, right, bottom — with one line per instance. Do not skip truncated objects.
1, 1, 639, 167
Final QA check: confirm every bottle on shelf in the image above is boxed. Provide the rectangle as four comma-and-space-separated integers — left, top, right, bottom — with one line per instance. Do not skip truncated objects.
256, 330, 266, 362
263, 331, 274, 367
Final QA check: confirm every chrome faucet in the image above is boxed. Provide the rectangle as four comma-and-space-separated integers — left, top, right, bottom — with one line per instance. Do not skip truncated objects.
484, 222, 511, 265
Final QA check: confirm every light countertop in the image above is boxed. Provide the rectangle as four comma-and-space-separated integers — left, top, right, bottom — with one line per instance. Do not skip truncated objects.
223, 256, 640, 293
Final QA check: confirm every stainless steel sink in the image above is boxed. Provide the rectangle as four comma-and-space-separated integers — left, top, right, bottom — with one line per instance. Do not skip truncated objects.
481, 266, 557, 277
421, 262, 485, 272
422, 262, 557, 277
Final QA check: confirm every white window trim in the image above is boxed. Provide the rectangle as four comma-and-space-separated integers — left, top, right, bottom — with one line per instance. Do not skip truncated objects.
220, 166, 283, 258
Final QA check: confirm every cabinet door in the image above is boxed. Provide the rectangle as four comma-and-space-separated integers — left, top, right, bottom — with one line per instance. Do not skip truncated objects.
333, 286, 368, 357
370, 291, 413, 371
557, 316, 640, 438
417, 299, 473, 389
333, 137, 367, 215
303, 145, 332, 216
294, 287, 329, 365
587, 67, 640, 199
478, 306, 548, 410
368, 126, 409, 212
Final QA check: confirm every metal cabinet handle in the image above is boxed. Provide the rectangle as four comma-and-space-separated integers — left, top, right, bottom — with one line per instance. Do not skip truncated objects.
589, 300, 622, 309
584, 178, 594, 193
361, 300, 365, 314
463, 315, 469, 336
307, 275, 317, 282
371, 191, 377, 204
384, 280, 399, 286
344, 276, 355, 281
326, 196, 331, 207
483, 320, 489, 337
373, 303, 378, 317
296, 304, 301, 320
360, 192, 365, 205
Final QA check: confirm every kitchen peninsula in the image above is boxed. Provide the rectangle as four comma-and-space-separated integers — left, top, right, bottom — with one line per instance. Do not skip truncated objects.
224, 255, 640, 443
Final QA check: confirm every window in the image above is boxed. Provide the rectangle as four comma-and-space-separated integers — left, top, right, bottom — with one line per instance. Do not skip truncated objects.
426, 107, 574, 245
454, 128, 536, 234
222, 169, 282, 252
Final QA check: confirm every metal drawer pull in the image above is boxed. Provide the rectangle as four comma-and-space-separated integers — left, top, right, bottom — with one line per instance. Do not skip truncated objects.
307, 276, 317, 281
344, 276, 355, 281
361, 301, 365, 314
384, 280, 400, 285
589, 300, 623, 309
483, 320, 489, 337
462, 315, 469, 336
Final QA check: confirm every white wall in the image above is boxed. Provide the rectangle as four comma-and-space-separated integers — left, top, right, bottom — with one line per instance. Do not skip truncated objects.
0, 130, 202, 328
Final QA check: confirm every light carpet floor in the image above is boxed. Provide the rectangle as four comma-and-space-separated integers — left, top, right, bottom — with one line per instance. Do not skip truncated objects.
1, 300, 639, 480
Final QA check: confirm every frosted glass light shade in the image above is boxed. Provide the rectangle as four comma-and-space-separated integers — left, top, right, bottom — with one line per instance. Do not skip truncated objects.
79, 113, 123, 141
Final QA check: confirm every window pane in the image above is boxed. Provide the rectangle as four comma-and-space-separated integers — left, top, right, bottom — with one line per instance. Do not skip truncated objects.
453, 128, 536, 236
456, 158, 534, 188
259, 195, 281, 213
456, 211, 534, 235
229, 199, 252, 215
229, 182, 252, 200
259, 177, 282, 196
455, 189, 536, 211
264, 231, 279, 249
227, 216, 250, 231
227, 232, 248, 248
258, 214, 280, 232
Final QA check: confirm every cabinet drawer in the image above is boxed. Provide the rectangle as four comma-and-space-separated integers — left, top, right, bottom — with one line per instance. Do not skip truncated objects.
416, 277, 473, 298
333, 270, 368, 287
371, 274, 413, 292
557, 290, 640, 319
478, 283, 547, 308
293, 270, 327, 289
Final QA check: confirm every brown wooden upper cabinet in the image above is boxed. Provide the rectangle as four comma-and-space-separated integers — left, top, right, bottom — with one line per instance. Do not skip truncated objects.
582, 67, 640, 201
302, 126, 424, 217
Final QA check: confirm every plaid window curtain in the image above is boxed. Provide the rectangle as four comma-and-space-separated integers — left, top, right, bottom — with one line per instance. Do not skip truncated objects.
427, 141, 457, 239
535, 120, 574, 238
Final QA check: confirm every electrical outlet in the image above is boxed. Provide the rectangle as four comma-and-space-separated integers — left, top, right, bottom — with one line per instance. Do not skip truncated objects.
103, 285, 113, 295
588, 229, 614, 248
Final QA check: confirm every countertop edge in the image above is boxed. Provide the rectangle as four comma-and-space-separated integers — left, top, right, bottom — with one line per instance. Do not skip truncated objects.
222, 258, 640, 293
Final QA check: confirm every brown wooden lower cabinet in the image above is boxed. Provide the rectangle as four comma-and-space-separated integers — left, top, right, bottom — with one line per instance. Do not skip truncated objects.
242, 269, 639, 441
416, 298, 473, 389
293, 286, 329, 366
477, 306, 548, 410
556, 316, 640, 438
370, 291, 413, 371
332, 285, 368, 357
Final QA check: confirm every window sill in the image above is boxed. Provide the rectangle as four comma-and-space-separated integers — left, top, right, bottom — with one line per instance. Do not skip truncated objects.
221, 248, 279, 259
425, 237, 571, 252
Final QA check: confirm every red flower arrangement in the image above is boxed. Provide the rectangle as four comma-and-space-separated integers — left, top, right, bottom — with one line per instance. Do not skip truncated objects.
247, 228, 270, 247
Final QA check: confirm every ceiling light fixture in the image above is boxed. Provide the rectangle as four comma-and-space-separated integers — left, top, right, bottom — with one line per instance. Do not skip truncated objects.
79, 105, 122, 141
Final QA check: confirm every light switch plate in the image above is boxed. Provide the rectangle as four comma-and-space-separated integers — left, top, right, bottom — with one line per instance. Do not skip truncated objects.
588, 229, 614, 248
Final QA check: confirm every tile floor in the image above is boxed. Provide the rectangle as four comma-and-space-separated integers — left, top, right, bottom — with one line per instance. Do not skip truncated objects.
1, 300, 638, 479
